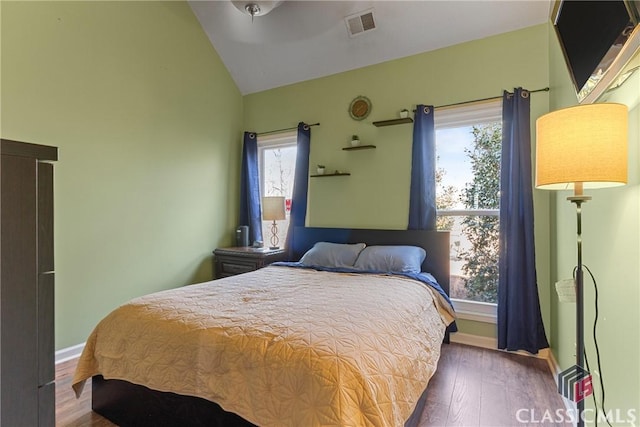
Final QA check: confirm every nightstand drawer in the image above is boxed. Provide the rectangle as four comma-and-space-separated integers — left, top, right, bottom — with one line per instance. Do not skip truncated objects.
219, 260, 257, 276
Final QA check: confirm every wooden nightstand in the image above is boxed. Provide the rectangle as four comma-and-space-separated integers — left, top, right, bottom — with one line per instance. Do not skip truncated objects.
213, 247, 287, 279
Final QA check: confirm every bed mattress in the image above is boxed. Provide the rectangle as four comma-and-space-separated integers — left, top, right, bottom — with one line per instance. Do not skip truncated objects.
73, 265, 454, 427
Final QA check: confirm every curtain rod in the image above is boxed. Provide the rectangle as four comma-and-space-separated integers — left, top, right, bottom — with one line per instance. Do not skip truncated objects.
255, 87, 548, 134
257, 122, 320, 136
433, 87, 550, 110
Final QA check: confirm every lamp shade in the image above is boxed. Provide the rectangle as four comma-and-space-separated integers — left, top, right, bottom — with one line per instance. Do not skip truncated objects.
536, 103, 628, 191
262, 196, 285, 221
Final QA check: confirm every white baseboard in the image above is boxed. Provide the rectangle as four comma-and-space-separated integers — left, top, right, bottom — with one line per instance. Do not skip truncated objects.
55, 342, 85, 364
505, 346, 551, 361
450, 332, 553, 362
546, 348, 575, 412
546, 346, 561, 376
450, 332, 497, 349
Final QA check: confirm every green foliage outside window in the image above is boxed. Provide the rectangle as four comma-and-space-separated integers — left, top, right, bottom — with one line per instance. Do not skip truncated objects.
435, 166, 456, 231
458, 123, 501, 303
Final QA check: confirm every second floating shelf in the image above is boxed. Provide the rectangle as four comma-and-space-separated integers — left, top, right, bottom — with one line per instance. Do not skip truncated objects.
310, 173, 351, 178
342, 145, 376, 151
372, 118, 413, 127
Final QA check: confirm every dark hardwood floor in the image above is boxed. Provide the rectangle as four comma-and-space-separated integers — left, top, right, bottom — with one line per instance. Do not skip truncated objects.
417, 344, 570, 427
55, 360, 113, 427
56, 343, 569, 427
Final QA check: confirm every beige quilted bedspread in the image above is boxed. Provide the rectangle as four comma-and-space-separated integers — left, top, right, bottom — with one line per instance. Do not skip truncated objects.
73, 266, 454, 427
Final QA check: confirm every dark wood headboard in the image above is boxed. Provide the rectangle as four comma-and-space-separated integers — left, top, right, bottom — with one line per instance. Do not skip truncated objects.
291, 227, 450, 297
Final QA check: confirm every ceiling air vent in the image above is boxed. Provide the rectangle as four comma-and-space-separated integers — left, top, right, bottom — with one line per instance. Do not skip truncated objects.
345, 9, 376, 38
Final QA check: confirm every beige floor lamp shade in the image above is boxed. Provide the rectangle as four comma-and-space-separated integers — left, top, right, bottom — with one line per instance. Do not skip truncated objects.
536, 103, 628, 194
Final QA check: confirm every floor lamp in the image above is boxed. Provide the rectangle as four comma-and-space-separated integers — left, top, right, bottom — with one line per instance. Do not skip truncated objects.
262, 196, 286, 249
536, 103, 628, 426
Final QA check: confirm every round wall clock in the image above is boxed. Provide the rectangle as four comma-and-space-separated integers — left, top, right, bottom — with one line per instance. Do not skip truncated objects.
348, 96, 372, 121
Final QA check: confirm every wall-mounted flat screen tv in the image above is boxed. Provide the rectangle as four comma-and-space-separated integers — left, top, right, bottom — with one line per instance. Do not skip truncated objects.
553, 0, 640, 102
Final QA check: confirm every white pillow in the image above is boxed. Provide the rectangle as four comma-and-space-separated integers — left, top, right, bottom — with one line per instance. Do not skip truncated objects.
353, 245, 426, 273
299, 242, 366, 268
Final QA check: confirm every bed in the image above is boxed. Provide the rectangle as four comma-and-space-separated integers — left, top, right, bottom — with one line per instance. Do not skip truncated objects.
72, 227, 454, 426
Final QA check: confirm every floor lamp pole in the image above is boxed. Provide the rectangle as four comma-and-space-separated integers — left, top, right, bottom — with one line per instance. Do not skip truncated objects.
569, 194, 589, 427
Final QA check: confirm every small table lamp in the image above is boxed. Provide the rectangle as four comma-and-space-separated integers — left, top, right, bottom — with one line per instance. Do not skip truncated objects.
536, 103, 627, 427
262, 196, 286, 249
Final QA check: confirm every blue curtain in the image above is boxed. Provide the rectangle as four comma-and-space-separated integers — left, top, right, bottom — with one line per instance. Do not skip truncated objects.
498, 88, 549, 354
285, 123, 311, 258
239, 132, 263, 244
408, 105, 437, 230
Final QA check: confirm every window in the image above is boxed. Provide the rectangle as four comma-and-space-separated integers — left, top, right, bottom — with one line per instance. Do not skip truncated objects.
435, 100, 502, 321
257, 132, 297, 247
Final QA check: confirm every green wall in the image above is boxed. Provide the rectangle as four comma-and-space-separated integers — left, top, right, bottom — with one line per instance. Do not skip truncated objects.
548, 25, 640, 416
1, 1, 243, 349
9, 3, 633, 400
243, 24, 552, 339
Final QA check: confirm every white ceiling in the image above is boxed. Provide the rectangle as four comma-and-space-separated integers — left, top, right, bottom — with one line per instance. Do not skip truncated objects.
189, 1, 552, 95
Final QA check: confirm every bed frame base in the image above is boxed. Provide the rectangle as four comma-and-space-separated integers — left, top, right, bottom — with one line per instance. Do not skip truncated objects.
92, 375, 256, 427
92, 374, 427, 427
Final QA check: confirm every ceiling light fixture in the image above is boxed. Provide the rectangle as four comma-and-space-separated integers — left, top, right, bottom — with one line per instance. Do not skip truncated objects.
231, 1, 283, 22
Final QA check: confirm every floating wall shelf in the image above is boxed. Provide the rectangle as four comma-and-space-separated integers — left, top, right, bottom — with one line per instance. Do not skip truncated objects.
372, 118, 413, 127
342, 145, 376, 151
310, 173, 351, 178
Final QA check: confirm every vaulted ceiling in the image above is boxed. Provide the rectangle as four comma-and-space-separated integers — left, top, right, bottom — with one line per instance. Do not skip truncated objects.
190, 1, 552, 95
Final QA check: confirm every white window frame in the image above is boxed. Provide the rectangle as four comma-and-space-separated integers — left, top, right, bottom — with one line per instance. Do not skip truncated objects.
257, 131, 297, 198
435, 99, 501, 323
257, 131, 297, 247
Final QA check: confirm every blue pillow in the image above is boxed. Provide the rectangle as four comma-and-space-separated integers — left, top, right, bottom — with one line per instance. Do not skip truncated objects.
299, 242, 366, 268
353, 245, 426, 273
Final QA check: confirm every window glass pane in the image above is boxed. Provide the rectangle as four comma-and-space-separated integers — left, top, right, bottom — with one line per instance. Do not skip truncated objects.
447, 214, 499, 303
436, 119, 501, 304
262, 146, 296, 199
436, 126, 473, 211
